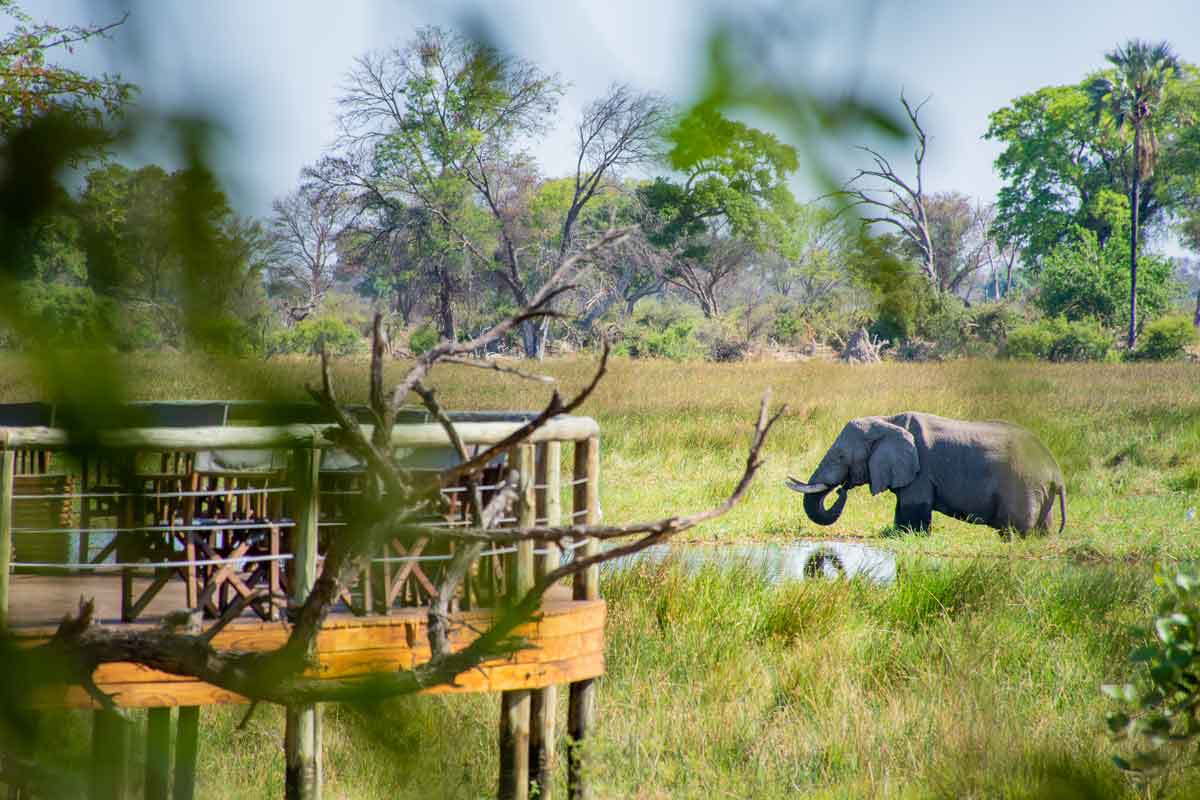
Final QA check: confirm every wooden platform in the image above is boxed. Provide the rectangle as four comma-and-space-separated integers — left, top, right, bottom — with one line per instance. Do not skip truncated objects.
8, 576, 605, 709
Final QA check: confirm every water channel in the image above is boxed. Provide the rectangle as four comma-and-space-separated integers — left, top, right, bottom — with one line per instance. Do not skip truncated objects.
601, 540, 896, 584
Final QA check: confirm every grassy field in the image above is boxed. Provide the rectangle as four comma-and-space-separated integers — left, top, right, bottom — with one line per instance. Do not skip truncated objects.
10, 355, 1200, 797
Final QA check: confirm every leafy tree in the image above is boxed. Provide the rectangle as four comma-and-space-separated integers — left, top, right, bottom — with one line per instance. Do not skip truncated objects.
986, 46, 1199, 293
639, 106, 799, 317
75, 163, 270, 350
1034, 196, 1179, 332
1088, 39, 1182, 348
323, 28, 665, 357
0, 2, 133, 139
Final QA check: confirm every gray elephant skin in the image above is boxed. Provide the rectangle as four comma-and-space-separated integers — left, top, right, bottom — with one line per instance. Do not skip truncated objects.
786, 412, 1066, 535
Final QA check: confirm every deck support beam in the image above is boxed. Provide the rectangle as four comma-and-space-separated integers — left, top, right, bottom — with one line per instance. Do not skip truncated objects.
530, 441, 561, 798
90, 709, 131, 800
173, 706, 199, 800
146, 707, 172, 800
567, 436, 600, 800
285, 446, 322, 800
499, 444, 537, 800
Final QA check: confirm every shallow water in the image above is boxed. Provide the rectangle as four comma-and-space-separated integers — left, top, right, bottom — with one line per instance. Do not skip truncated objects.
601, 540, 896, 584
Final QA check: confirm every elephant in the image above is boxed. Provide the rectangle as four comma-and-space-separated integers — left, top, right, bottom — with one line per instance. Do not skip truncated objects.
786, 412, 1066, 536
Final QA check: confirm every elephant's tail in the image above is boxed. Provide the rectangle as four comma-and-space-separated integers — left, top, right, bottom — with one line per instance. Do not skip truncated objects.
1057, 484, 1067, 534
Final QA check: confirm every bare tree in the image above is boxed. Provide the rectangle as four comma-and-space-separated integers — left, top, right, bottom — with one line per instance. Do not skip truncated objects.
924, 192, 993, 299
268, 183, 351, 322
843, 93, 937, 286
659, 234, 752, 318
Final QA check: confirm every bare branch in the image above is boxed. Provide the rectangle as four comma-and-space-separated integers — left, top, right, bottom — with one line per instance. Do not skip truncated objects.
444, 341, 610, 483
441, 357, 556, 384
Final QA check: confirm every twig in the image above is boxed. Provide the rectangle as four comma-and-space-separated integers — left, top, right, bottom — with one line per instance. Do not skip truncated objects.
443, 341, 610, 483
441, 357, 556, 384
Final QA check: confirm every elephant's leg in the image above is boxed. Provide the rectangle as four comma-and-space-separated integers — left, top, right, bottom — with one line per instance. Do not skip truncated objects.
893, 486, 933, 533
1032, 489, 1056, 535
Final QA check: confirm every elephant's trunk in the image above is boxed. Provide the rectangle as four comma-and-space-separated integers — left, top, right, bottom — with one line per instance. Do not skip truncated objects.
802, 486, 848, 526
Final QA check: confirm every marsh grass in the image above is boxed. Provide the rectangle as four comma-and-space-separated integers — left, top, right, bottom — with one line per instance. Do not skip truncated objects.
5, 355, 1199, 796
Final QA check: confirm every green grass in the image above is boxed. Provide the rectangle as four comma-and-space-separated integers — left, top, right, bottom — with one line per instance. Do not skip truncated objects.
5, 354, 1200, 796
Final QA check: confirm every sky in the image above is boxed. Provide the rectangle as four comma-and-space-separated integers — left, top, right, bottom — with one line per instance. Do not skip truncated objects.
22, 0, 1200, 244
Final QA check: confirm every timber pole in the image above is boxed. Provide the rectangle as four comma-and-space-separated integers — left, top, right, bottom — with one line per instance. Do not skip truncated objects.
499, 445, 536, 800
567, 436, 599, 800
0, 446, 12, 628
145, 707, 172, 800
529, 441, 561, 798
173, 706, 199, 800
285, 445, 322, 800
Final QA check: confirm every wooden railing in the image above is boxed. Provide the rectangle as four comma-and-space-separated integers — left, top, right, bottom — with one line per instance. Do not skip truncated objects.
0, 411, 604, 800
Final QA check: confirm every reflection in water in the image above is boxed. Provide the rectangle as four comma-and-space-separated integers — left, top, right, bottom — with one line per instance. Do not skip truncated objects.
601, 541, 895, 584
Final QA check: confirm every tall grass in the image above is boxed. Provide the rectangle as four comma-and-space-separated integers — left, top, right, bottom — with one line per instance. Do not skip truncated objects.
3, 355, 1197, 796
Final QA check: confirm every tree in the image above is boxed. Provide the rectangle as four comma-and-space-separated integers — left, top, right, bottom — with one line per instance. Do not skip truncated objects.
985, 51, 1199, 295
1034, 197, 1179, 331
75, 162, 270, 350
327, 28, 666, 358
842, 94, 939, 287
921, 192, 994, 299
268, 182, 351, 322
639, 106, 799, 317
0, 2, 133, 137
1088, 40, 1181, 348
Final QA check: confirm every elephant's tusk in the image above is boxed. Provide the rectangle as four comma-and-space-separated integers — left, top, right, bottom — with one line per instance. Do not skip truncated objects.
785, 477, 829, 494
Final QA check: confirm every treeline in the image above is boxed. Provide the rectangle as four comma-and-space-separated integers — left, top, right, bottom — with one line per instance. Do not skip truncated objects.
6, 17, 1200, 362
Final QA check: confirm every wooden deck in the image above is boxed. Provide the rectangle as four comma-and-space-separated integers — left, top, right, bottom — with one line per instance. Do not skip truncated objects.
8, 575, 605, 709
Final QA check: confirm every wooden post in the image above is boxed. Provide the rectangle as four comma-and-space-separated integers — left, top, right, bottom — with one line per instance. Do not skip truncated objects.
567, 436, 599, 800
499, 445, 536, 800
91, 709, 131, 800
0, 447, 13, 628
286, 446, 322, 800
146, 707, 172, 800
530, 441, 561, 798
173, 706, 199, 800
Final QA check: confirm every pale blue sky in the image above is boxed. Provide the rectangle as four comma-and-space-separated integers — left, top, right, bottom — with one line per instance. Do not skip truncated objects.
24, 0, 1200, 245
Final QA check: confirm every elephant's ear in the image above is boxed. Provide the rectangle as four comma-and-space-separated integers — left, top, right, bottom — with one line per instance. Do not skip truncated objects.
866, 420, 919, 495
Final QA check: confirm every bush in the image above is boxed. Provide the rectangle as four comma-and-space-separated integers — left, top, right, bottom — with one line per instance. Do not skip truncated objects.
1005, 316, 1113, 362
1104, 567, 1200, 777
970, 302, 1024, 349
268, 316, 362, 356
1130, 315, 1198, 361
611, 301, 703, 361
1035, 224, 1179, 330
409, 323, 438, 356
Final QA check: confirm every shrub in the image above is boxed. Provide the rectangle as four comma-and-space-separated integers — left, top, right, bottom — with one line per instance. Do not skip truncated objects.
1104, 567, 1200, 777
969, 302, 1024, 349
1035, 224, 1179, 329
1130, 315, 1198, 361
1005, 316, 1113, 362
268, 316, 362, 356
611, 301, 703, 361
408, 323, 439, 356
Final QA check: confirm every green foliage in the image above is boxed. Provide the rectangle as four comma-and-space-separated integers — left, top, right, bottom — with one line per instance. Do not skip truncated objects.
970, 302, 1025, 349
986, 57, 1199, 267
1130, 315, 1198, 361
1005, 316, 1113, 362
611, 301, 703, 361
1104, 566, 1200, 778
268, 316, 362, 357
1035, 224, 1179, 329
408, 323, 438, 356
0, 2, 135, 139
847, 235, 930, 342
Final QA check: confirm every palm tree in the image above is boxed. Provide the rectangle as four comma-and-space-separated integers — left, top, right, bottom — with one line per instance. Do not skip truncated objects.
1088, 40, 1180, 349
